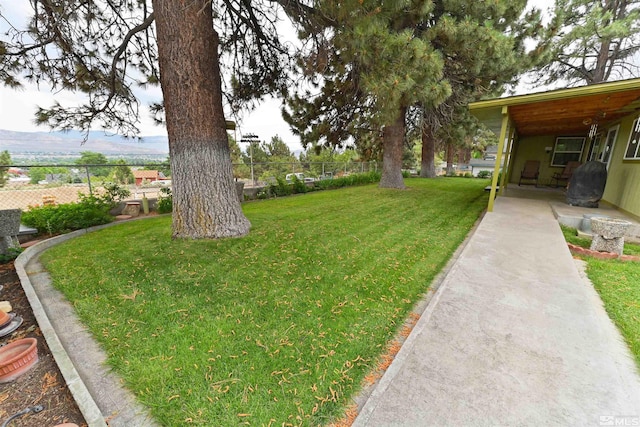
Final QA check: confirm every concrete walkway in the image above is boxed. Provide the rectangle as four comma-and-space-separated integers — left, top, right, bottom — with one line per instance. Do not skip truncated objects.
354, 197, 640, 426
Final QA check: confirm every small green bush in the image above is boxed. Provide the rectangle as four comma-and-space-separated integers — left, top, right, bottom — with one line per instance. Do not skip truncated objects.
0, 247, 23, 264
269, 177, 293, 197
157, 187, 173, 214
259, 171, 381, 199
314, 171, 381, 190
291, 176, 308, 194
402, 170, 411, 178
20, 183, 132, 235
22, 199, 113, 235
256, 188, 270, 199
100, 181, 131, 207
477, 170, 492, 179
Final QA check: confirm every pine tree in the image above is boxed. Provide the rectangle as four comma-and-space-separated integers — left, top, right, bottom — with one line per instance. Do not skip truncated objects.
534, 0, 640, 85
286, 0, 451, 189
416, 0, 539, 177
285, 0, 538, 184
0, 0, 312, 239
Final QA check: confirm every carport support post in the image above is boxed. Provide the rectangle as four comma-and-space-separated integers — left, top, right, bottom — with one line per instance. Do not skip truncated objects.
488, 106, 509, 212
499, 126, 516, 195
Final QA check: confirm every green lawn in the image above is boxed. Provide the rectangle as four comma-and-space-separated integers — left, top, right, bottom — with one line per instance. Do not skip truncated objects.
41, 178, 489, 426
561, 225, 640, 367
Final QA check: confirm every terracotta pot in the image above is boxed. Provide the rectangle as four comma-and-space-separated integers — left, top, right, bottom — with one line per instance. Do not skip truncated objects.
0, 337, 39, 383
0, 310, 10, 328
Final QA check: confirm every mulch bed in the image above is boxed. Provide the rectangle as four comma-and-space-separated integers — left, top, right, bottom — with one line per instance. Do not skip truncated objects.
0, 261, 86, 427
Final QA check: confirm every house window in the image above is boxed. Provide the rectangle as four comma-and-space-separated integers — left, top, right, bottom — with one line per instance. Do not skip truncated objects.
624, 117, 640, 160
551, 137, 585, 167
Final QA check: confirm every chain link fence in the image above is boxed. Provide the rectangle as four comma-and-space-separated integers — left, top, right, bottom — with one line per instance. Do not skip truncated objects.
1, 161, 378, 211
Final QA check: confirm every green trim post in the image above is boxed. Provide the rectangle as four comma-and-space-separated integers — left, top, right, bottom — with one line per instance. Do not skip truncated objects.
488, 107, 509, 212
499, 126, 516, 195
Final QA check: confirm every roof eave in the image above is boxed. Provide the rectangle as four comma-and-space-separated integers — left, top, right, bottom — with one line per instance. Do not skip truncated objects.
469, 77, 640, 111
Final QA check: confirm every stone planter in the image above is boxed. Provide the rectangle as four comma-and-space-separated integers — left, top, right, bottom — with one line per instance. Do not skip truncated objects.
580, 214, 610, 234
0, 209, 22, 255
590, 217, 632, 256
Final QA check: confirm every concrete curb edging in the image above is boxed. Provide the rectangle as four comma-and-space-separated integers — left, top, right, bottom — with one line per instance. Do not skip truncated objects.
15, 221, 159, 427
15, 229, 108, 427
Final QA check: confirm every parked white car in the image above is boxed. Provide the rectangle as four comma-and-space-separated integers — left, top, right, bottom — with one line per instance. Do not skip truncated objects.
286, 173, 314, 183
285, 173, 305, 182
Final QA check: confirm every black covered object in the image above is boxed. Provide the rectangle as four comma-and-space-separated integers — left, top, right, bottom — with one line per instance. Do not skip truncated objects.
566, 161, 607, 208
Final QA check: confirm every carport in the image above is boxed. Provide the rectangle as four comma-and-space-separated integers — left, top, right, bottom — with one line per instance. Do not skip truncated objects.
469, 78, 640, 213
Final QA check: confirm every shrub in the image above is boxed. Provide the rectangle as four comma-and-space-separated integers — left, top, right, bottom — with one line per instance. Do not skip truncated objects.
269, 177, 293, 197
402, 170, 411, 178
256, 188, 270, 199
100, 181, 131, 207
314, 171, 381, 190
157, 187, 173, 214
22, 198, 113, 235
477, 170, 492, 179
291, 176, 308, 194
0, 247, 23, 264
258, 171, 381, 199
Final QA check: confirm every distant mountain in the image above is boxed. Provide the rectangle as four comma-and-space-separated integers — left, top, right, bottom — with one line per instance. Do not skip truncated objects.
0, 129, 169, 155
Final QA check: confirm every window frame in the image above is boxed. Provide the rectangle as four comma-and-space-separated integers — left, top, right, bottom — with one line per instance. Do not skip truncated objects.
601, 124, 619, 169
551, 136, 586, 167
587, 133, 602, 161
623, 117, 640, 160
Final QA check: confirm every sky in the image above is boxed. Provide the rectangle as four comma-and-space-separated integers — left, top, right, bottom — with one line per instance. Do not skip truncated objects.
0, 1, 555, 152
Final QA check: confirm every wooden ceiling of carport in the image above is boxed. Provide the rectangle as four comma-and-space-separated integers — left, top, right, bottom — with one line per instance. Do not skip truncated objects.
509, 89, 640, 137
468, 79, 640, 138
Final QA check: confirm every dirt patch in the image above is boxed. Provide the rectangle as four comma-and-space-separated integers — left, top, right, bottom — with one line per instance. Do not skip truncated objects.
0, 261, 86, 427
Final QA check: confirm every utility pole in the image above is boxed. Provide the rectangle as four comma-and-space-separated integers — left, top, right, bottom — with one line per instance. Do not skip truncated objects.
240, 133, 260, 186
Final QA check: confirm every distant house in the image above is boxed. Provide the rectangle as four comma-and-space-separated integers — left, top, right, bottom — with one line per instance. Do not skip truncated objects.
469, 158, 501, 177
8, 167, 26, 176
133, 170, 166, 186
469, 77, 640, 216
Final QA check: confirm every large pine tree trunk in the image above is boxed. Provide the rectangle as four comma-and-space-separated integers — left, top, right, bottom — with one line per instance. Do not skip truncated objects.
153, 0, 250, 239
445, 142, 455, 175
419, 124, 437, 178
592, 0, 614, 84
592, 38, 611, 84
379, 106, 407, 189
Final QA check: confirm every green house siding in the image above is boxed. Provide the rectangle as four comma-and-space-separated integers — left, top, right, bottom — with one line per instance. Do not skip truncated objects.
603, 114, 640, 219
